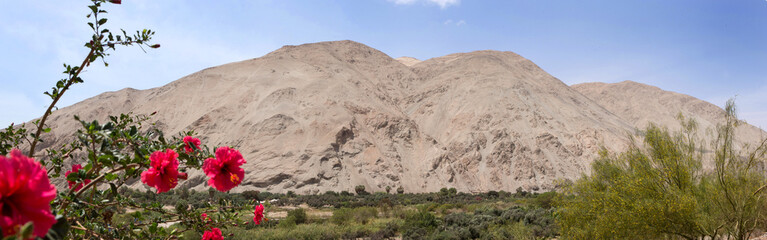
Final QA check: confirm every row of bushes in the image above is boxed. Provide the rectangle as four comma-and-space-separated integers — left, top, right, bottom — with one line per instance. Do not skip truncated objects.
400, 206, 557, 239
197, 203, 556, 240
122, 186, 545, 209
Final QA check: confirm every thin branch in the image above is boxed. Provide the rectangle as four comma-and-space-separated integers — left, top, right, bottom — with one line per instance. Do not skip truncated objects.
59, 163, 140, 211
28, 48, 95, 157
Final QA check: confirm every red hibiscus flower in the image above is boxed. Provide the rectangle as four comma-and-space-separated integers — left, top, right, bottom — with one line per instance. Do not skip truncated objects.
140, 149, 180, 193
202, 227, 224, 240
0, 149, 57, 238
203, 147, 246, 192
183, 136, 201, 153
253, 204, 265, 225
65, 164, 92, 191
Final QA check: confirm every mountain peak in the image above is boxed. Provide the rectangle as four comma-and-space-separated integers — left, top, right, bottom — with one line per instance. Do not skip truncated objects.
266, 40, 393, 63
396, 56, 421, 66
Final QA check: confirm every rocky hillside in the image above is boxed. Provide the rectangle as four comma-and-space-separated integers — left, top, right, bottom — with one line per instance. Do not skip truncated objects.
28, 41, 764, 194
572, 81, 766, 152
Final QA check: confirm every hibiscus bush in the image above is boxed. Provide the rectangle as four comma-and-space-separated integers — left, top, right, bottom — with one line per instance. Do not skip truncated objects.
0, 1, 265, 239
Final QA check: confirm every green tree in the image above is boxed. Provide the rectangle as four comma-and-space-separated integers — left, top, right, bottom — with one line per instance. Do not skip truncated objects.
439, 187, 449, 196
355, 185, 367, 195
700, 100, 767, 239
556, 101, 767, 240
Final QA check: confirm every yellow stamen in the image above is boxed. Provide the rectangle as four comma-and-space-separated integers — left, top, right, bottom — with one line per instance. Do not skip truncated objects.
230, 174, 240, 183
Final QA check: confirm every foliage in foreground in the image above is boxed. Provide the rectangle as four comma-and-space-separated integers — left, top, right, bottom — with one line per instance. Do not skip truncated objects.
556, 101, 767, 240
175, 193, 558, 240
0, 1, 263, 239
121, 186, 558, 239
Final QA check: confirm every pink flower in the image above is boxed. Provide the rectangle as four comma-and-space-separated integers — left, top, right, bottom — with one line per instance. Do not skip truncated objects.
203, 147, 246, 192
183, 136, 201, 153
140, 149, 179, 193
201, 213, 211, 223
65, 164, 91, 191
0, 149, 57, 238
253, 204, 265, 225
202, 227, 224, 240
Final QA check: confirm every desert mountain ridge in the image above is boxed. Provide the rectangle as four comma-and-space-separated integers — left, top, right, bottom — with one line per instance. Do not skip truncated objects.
572, 80, 766, 144
27, 40, 766, 194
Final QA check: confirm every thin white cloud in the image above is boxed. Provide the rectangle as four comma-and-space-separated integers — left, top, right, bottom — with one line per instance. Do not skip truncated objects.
390, 0, 418, 4
389, 0, 460, 9
444, 19, 466, 26
429, 0, 460, 9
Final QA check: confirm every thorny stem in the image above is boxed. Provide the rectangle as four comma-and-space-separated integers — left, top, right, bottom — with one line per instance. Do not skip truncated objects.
27, 37, 149, 158
28, 48, 95, 157
73, 221, 106, 240
59, 163, 140, 212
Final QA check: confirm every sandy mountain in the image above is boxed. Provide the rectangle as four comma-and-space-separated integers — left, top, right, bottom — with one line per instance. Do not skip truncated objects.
30, 41, 665, 194
401, 50, 633, 191
572, 80, 766, 154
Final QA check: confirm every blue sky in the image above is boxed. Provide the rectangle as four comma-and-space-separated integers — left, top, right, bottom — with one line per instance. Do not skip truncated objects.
1, 0, 766, 130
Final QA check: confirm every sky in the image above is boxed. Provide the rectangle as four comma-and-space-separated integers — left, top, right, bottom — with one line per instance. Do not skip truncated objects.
1, 0, 766, 130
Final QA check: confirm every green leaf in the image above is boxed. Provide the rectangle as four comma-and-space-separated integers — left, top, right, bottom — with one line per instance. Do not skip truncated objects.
66, 173, 79, 182
98, 18, 108, 25
43, 128, 51, 133
110, 183, 118, 195
105, 173, 118, 181
129, 126, 138, 136
148, 222, 158, 233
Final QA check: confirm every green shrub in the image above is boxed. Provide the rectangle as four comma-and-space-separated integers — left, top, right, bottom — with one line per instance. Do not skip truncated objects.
487, 190, 499, 198
485, 221, 534, 240
532, 191, 556, 209
331, 208, 353, 225
331, 207, 379, 225
557, 103, 767, 240
353, 206, 378, 224
355, 185, 368, 195
402, 209, 438, 238
286, 208, 307, 224
242, 190, 260, 201
174, 200, 188, 214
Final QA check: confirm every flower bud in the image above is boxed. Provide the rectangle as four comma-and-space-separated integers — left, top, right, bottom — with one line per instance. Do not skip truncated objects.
108, 0, 121, 4
178, 172, 188, 180
150, 44, 161, 48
